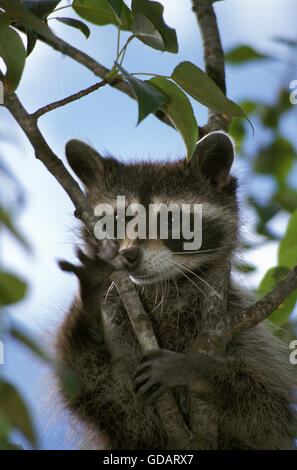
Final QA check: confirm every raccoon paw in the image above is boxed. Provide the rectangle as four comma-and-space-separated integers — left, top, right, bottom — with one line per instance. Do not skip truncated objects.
58, 239, 126, 295
133, 349, 186, 405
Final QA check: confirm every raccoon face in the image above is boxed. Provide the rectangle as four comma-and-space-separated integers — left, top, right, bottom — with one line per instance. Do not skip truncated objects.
66, 132, 238, 285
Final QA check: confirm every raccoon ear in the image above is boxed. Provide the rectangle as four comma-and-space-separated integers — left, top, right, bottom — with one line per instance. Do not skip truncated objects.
190, 131, 235, 187
65, 139, 104, 186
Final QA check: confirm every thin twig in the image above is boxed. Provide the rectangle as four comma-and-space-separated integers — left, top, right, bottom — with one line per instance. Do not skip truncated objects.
38, 33, 207, 134
32, 79, 107, 119
42, 35, 175, 128
12, 22, 175, 130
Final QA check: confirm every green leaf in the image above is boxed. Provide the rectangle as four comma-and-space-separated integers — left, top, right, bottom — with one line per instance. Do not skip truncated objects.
0, 380, 37, 447
258, 266, 297, 326
131, 0, 178, 53
278, 209, 297, 269
253, 137, 295, 185
132, 13, 164, 51
259, 266, 289, 296
72, 0, 132, 31
248, 197, 280, 239
260, 89, 293, 129
21, 1, 61, 19
0, 12, 11, 26
24, 28, 38, 56
0, 271, 27, 306
273, 187, 297, 213
106, 0, 123, 23
0, 0, 61, 43
0, 438, 24, 450
0, 206, 30, 250
149, 77, 198, 161
0, 26, 26, 92
228, 118, 245, 152
0, 408, 12, 439
225, 45, 270, 64
55, 17, 90, 38
20, 1, 61, 55
240, 100, 257, 115
260, 105, 279, 129
234, 262, 257, 274
172, 61, 246, 118
116, 65, 166, 123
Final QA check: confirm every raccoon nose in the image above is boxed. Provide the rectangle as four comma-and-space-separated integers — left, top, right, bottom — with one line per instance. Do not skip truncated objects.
120, 247, 141, 270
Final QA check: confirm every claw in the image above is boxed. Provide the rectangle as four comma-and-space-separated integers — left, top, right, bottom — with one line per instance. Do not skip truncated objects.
139, 382, 162, 404
133, 377, 149, 394
58, 260, 77, 273
76, 247, 89, 264
134, 364, 151, 380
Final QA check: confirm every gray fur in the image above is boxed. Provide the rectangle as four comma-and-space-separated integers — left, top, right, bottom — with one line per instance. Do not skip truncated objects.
55, 133, 297, 449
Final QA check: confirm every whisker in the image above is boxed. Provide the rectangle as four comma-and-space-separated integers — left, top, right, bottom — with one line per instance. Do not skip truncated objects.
103, 281, 116, 307
149, 270, 169, 314
172, 246, 229, 255
172, 259, 222, 299
169, 270, 181, 327
172, 265, 208, 299
160, 276, 168, 317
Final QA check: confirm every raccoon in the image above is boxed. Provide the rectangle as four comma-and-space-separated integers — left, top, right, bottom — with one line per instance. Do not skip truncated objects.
56, 132, 297, 450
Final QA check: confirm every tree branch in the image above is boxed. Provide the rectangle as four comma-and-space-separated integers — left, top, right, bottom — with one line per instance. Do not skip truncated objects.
31, 79, 107, 119
26, 32, 174, 128
14, 22, 206, 136
198, 265, 297, 358
110, 275, 199, 450
231, 265, 297, 335
189, 0, 232, 449
15, 23, 211, 136
192, 0, 230, 136
189, 262, 230, 449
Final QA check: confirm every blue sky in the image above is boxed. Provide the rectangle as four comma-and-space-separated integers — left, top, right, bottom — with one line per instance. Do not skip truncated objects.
1, 0, 297, 449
